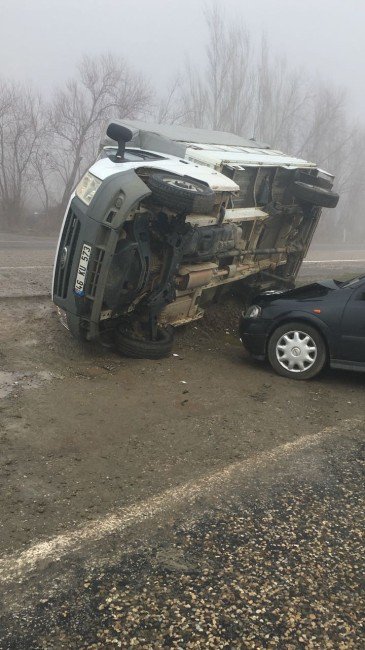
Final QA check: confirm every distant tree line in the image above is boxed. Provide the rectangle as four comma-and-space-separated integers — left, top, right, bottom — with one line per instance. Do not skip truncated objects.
0, 54, 151, 231
0, 6, 363, 245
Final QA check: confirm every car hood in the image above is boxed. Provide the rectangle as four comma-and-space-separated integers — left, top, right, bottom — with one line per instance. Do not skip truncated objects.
257, 279, 339, 304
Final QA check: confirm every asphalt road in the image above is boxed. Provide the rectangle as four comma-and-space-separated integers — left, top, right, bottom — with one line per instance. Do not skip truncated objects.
0, 232, 57, 250
0, 233, 56, 297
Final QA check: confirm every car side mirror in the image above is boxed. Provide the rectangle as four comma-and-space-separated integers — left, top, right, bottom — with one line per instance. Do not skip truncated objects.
106, 123, 133, 161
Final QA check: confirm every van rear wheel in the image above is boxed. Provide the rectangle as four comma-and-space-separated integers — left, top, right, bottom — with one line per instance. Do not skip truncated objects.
289, 180, 339, 208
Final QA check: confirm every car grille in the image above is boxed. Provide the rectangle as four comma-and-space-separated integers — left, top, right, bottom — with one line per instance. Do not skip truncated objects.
54, 208, 80, 299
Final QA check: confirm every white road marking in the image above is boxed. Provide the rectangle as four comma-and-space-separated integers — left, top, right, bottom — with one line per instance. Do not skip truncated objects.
0, 266, 53, 270
1, 260, 364, 273
0, 423, 354, 585
303, 259, 365, 264
0, 240, 56, 244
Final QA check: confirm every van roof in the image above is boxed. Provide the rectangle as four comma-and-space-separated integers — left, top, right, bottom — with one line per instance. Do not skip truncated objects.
102, 119, 269, 150
102, 119, 329, 173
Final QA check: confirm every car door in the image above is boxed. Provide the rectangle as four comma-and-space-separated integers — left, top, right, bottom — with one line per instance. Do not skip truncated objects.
338, 281, 365, 362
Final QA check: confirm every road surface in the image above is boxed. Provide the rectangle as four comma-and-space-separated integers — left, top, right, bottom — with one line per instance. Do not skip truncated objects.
0, 233, 56, 297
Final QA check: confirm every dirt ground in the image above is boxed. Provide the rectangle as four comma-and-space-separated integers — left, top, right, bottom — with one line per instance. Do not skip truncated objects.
0, 291, 364, 560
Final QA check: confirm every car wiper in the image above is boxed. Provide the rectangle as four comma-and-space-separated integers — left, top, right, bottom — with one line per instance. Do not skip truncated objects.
339, 274, 365, 288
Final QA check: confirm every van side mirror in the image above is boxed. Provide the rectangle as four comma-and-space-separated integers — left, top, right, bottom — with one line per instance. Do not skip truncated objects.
106, 123, 133, 161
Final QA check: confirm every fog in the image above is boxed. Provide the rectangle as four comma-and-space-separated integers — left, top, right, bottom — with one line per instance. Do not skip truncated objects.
1, 0, 364, 118
0, 0, 364, 246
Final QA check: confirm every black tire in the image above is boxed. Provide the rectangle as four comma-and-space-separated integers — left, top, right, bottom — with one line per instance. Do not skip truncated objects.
267, 321, 327, 380
293, 170, 333, 190
289, 180, 339, 208
115, 325, 174, 359
147, 172, 216, 214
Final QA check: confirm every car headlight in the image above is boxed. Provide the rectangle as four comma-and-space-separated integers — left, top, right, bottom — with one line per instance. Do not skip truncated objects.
244, 305, 262, 318
75, 172, 102, 206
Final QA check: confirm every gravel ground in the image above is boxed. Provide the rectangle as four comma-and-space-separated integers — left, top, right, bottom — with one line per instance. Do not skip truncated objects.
1, 425, 363, 649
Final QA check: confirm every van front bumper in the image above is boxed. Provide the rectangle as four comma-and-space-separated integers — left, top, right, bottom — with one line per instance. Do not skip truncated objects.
52, 169, 151, 340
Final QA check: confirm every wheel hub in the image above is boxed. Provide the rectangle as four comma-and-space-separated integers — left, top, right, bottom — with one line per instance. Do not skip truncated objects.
164, 178, 199, 192
276, 330, 317, 373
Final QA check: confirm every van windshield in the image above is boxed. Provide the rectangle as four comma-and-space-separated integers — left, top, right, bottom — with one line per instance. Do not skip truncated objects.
99, 147, 166, 162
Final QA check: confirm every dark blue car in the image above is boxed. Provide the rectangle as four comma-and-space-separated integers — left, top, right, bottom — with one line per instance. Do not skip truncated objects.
239, 274, 365, 379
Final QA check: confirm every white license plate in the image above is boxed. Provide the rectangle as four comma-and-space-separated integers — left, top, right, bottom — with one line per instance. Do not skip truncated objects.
74, 243, 92, 295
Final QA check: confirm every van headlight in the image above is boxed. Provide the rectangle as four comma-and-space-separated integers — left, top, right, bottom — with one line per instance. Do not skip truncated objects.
244, 305, 262, 318
75, 172, 102, 206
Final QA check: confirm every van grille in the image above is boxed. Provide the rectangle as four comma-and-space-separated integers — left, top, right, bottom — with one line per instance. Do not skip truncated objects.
87, 247, 105, 298
54, 208, 80, 299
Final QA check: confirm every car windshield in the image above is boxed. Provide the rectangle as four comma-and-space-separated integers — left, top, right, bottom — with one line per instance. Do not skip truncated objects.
336, 274, 365, 288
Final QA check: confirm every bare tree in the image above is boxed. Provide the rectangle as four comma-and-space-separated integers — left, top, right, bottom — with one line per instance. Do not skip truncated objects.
174, 5, 365, 249
49, 53, 152, 215
253, 39, 311, 151
179, 5, 255, 134
0, 81, 44, 229
155, 76, 191, 125
340, 128, 365, 243
32, 139, 54, 215
297, 84, 347, 161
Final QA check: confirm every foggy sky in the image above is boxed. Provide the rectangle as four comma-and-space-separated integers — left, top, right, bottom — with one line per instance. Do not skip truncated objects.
0, 0, 364, 121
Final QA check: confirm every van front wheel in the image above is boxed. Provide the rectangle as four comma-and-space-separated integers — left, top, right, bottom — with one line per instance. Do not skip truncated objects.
147, 172, 215, 214
115, 324, 174, 359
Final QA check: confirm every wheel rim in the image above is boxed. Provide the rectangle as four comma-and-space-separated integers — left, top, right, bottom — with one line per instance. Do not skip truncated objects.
163, 178, 200, 192
275, 329, 317, 373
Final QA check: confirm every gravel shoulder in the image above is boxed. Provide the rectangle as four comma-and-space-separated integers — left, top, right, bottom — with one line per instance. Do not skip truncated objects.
1, 422, 363, 649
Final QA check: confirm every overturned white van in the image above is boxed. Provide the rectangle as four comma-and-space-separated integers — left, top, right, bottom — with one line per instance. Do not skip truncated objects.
52, 120, 338, 358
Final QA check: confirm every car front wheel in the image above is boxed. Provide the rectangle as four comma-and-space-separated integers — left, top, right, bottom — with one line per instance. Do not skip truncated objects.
267, 321, 327, 380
